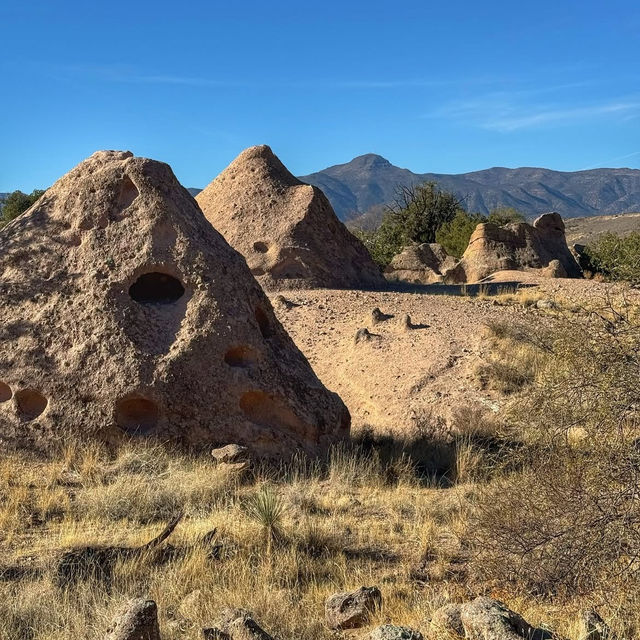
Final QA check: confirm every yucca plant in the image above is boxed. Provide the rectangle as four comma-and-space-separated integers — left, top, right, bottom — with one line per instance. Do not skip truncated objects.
243, 485, 285, 554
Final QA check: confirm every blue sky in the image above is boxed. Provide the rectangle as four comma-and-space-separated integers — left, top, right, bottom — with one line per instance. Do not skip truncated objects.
2, 0, 639, 191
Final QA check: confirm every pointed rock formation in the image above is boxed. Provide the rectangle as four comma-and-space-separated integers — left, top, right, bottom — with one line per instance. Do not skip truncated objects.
196, 145, 384, 290
0, 151, 349, 455
445, 212, 582, 283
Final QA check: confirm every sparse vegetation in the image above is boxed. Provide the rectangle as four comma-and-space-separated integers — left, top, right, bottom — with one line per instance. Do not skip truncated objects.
473, 299, 640, 607
1, 189, 46, 226
582, 232, 640, 284
353, 182, 464, 267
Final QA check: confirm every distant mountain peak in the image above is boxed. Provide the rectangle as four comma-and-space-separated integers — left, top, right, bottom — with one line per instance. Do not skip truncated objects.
349, 154, 393, 169
298, 155, 640, 222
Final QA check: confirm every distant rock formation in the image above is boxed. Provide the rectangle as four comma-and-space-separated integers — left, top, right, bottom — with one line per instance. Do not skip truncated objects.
196, 145, 384, 291
385, 243, 457, 284
444, 212, 582, 283
0, 150, 349, 456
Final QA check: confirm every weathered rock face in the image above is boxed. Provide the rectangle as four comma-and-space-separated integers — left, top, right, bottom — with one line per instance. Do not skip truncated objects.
325, 586, 383, 629
196, 145, 384, 291
385, 243, 457, 284
445, 212, 582, 283
0, 151, 349, 456
431, 597, 552, 640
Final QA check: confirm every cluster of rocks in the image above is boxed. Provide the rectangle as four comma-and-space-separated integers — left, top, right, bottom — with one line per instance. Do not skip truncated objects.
385, 213, 582, 285
105, 589, 612, 640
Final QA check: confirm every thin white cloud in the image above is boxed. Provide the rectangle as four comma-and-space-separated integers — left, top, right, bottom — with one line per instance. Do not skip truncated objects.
426, 92, 640, 132
580, 150, 640, 170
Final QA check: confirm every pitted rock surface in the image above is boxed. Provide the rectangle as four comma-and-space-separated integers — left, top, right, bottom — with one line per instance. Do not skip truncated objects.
0, 151, 349, 455
196, 145, 384, 291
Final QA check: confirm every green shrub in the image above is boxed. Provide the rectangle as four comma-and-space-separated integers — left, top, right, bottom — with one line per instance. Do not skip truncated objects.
582, 232, 640, 284
1, 189, 46, 226
486, 206, 525, 226
436, 211, 486, 258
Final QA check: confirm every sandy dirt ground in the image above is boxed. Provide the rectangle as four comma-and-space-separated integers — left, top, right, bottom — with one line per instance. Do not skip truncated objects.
270, 276, 636, 437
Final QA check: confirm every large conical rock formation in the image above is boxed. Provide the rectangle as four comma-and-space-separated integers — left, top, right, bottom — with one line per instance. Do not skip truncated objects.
196, 145, 384, 290
445, 212, 582, 283
0, 151, 349, 455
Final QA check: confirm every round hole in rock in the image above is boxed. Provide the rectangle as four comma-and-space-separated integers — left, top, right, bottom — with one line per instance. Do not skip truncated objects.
224, 345, 257, 368
253, 241, 269, 253
254, 307, 273, 338
0, 382, 12, 403
15, 389, 47, 420
115, 396, 159, 435
129, 272, 185, 304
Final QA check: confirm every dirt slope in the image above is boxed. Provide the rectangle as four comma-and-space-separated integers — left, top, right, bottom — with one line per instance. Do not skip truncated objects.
271, 278, 634, 436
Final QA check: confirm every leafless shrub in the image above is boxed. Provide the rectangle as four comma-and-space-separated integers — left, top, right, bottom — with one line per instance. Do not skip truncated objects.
472, 299, 640, 597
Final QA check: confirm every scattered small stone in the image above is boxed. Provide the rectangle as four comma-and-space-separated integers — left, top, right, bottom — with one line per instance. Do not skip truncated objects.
580, 609, 610, 640
355, 328, 377, 344
211, 444, 249, 464
105, 599, 161, 640
368, 624, 423, 640
216, 608, 274, 640
325, 586, 383, 630
371, 307, 394, 324
274, 294, 300, 310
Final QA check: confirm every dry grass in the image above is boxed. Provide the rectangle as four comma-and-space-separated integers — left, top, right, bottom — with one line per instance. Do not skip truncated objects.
0, 431, 629, 640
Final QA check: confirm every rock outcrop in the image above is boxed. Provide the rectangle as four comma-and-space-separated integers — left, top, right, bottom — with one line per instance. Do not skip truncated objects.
385, 243, 457, 284
196, 145, 384, 290
0, 151, 349, 456
445, 213, 582, 283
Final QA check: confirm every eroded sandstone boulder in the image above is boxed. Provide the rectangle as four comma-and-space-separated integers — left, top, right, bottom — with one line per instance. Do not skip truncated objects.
0, 151, 349, 456
444, 213, 582, 283
385, 242, 457, 284
196, 145, 384, 290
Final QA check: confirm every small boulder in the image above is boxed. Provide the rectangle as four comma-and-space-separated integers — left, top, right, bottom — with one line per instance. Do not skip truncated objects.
216, 608, 274, 640
368, 624, 423, 640
459, 597, 552, 640
325, 586, 382, 630
105, 599, 160, 640
430, 603, 464, 637
211, 444, 249, 464
580, 609, 610, 640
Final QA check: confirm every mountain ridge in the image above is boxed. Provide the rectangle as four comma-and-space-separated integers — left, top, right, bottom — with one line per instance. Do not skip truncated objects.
299, 154, 640, 222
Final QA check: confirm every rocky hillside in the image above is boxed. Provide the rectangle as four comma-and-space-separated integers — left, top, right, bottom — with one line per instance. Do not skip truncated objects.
299, 154, 640, 221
